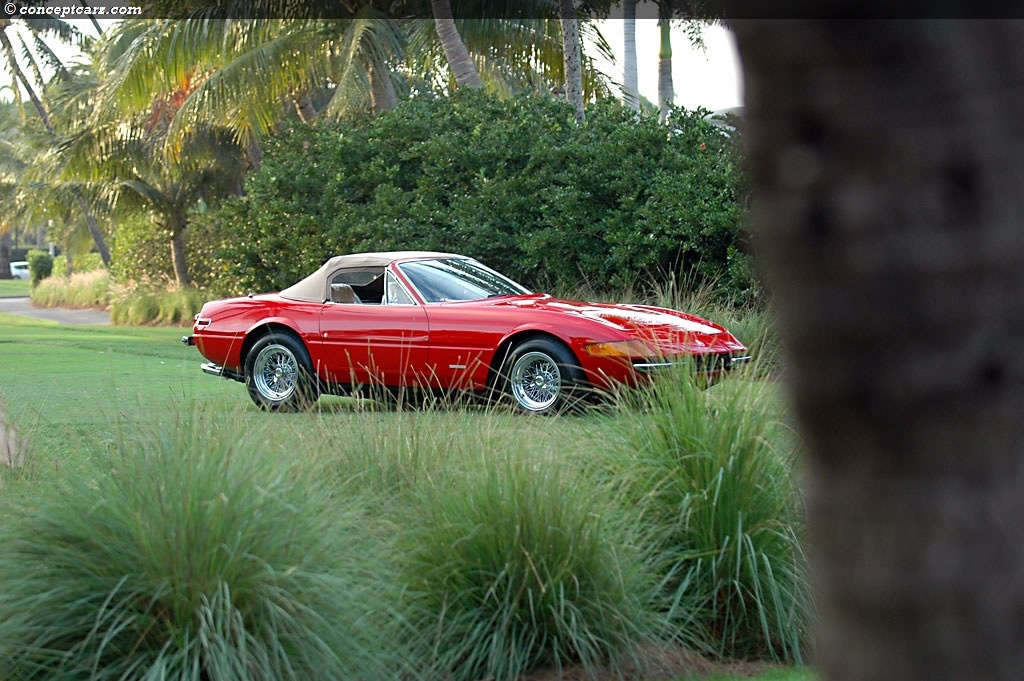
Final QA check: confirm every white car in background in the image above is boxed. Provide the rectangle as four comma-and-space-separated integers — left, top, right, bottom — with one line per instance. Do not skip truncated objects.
10, 261, 29, 280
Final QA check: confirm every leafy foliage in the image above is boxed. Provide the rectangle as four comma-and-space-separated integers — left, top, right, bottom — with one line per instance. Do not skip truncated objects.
26, 249, 53, 286
199, 90, 755, 301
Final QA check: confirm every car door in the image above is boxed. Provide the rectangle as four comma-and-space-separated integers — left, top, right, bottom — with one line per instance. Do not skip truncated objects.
318, 269, 430, 389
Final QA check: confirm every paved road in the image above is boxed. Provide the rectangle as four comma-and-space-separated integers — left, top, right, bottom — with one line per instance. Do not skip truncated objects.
0, 297, 112, 325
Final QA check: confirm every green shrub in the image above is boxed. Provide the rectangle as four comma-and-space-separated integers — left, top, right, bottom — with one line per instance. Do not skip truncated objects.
199, 91, 756, 301
597, 373, 811, 663
396, 450, 665, 681
26, 249, 52, 287
0, 413, 412, 680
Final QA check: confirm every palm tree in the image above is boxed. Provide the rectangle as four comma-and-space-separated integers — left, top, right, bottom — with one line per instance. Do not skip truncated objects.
53, 47, 246, 285
733, 19, 1024, 681
95, 3, 614, 154
622, 0, 639, 112
0, 11, 83, 132
656, 11, 673, 123
430, 0, 482, 88
559, 0, 585, 123
62, 113, 246, 286
0, 101, 26, 280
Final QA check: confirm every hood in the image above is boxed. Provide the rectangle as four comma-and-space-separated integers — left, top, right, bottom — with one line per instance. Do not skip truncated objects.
499, 295, 746, 354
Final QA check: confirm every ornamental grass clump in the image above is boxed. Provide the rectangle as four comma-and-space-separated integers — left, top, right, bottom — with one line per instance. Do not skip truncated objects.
396, 450, 666, 681
602, 369, 812, 663
0, 413, 411, 681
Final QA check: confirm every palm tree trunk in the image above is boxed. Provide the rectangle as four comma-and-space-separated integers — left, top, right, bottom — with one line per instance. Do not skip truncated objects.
292, 90, 318, 123
733, 19, 1024, 681
431, 0, 482, 89
76, 195, 111, 266
368, 58, 397, 114
559, 0, 585, 124
623, 0, 639, 112
168, 211, 192, 287
657, 14, 673, 123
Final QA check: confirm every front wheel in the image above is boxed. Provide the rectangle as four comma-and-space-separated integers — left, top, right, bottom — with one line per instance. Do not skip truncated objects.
498, 338, 586, 415
244, 332, 318, 411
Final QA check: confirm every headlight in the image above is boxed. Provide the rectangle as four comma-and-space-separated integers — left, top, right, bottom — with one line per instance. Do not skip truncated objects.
584, 340, 654, 358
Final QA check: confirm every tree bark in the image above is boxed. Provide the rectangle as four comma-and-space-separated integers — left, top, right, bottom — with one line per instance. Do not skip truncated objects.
291, 90, 318, 123
657, 14, 673, 123
368, 58, 397, 114
76, 195, 112, 266
623, 0, 639, 112
168, 211, 192, 287
732, 20, 1024, 681
432, 0, 482, 89
559, 0, 585, 124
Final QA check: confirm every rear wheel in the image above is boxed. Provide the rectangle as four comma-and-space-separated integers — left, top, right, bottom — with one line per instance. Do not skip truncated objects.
244, 332, 318, 411
498, 338, 586, 415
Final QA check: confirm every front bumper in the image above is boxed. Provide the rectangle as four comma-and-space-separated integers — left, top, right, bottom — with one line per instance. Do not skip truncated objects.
633, 353, 752, 374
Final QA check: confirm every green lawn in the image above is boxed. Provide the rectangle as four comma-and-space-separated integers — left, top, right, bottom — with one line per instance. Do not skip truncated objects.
0, 278, 31, 297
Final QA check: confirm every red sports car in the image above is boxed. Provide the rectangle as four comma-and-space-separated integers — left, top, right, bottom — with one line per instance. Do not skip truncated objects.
182, 251, 750, 413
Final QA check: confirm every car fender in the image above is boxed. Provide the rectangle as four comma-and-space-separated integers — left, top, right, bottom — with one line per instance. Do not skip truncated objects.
490, 321, 597, 374
238, 316, 317, 369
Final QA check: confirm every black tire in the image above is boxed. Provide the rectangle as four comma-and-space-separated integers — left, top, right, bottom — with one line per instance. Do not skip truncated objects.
497, 337, 586, 415
244, 332, 319, 411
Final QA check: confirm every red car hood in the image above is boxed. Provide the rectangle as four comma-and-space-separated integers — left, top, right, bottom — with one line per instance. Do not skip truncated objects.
496, 295, 747, 355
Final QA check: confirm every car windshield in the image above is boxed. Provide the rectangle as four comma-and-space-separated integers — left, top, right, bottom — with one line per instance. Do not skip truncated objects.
398, 258, 530, 303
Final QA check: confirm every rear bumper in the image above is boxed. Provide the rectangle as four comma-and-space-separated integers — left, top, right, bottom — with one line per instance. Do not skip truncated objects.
201, 362, 245, 382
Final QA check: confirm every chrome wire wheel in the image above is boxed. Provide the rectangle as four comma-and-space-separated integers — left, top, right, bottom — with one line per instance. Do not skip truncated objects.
510, 350, 562, 412
252, 343, 299, 402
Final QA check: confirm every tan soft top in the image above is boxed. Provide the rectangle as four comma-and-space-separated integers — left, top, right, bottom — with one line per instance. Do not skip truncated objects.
279, 251, 464, 302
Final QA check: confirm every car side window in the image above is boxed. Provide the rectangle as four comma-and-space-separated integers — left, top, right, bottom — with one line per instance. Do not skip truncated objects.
385, 271, 416, 305
329, 267, 385, 304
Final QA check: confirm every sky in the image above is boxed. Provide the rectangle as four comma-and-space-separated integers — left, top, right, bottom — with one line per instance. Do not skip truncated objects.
592, 20, 744, 113
1, 19, 745, 113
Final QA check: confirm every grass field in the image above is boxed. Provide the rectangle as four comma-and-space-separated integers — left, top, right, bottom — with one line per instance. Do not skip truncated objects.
0, 313, 815, 681
0, 278, 31, 297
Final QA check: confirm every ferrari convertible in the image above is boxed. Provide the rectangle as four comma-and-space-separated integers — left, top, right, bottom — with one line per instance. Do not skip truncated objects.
182, 251, 750, 413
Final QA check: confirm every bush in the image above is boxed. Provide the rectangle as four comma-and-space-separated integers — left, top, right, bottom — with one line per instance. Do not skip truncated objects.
396, 451, 665, 681
596, 372, 811, 663
0, 414, 412, 680
199, 91, 756, 302
26, 249, 52, 287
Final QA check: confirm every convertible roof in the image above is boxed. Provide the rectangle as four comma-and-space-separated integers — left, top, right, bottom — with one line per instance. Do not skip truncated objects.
279, 251, 463, 302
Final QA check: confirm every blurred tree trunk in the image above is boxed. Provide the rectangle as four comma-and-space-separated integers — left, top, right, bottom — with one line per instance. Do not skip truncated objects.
0, 231, 12, 280
732, 20, 1024, 681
